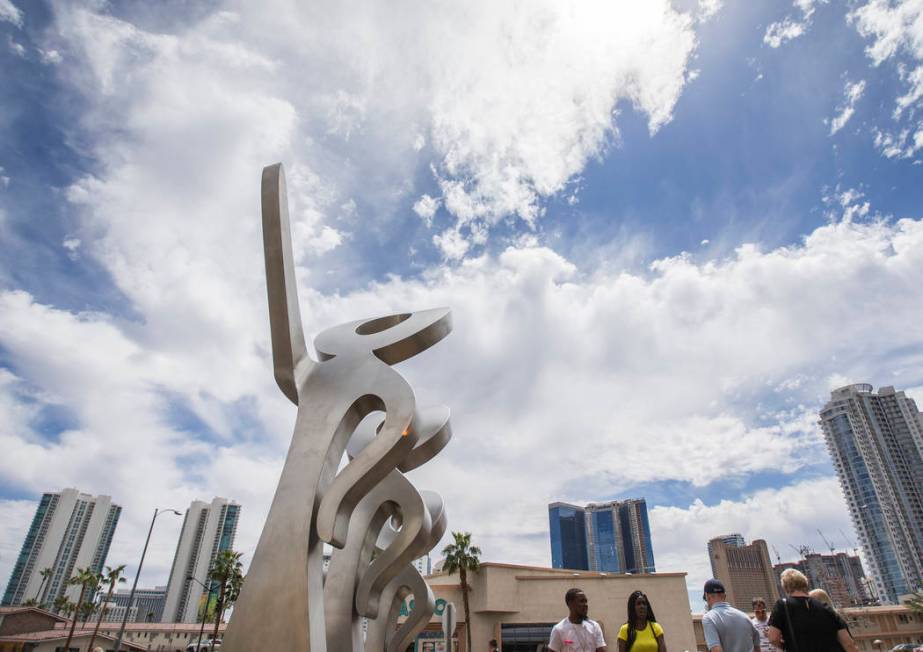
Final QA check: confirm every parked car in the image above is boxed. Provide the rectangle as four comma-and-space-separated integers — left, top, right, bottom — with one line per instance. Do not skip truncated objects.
185, 639, 221, 652
889, 645, 918, 652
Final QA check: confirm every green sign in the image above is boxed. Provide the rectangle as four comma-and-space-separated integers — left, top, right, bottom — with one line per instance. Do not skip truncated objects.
400, 597, 447, 617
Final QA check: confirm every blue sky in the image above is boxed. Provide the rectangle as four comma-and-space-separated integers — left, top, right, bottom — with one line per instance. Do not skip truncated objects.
1, 0, 923, 613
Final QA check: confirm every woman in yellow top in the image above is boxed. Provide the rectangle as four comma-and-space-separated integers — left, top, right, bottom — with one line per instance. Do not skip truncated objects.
617, 591, 667, 652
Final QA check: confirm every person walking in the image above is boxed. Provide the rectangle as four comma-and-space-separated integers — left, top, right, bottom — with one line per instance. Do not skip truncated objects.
767, 569, 858, 652
701, 579, 760, 652
616, 590, 666, 652
548, 588, 607, 652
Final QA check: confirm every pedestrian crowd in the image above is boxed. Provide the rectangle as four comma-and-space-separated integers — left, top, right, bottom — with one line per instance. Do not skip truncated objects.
542, 567, 859, 652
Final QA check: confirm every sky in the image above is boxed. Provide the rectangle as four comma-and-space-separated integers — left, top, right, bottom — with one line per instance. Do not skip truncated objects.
1, 0, 923, 614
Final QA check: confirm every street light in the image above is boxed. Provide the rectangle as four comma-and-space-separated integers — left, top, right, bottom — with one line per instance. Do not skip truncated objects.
187, 575, 215, 652
114, 507, 182, 651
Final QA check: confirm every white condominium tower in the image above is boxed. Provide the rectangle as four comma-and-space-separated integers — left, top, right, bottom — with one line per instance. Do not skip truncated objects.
2, 488, 121, 607
820, 384, 923, 604
161, 497, 240, 622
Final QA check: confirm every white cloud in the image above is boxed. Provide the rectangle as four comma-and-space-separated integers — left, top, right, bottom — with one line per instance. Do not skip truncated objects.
764, 18, 807, 48
851, 1, 923, 159
2, 207, 923, 591
697, 0, 724, 22
3, 0, 923, 600
763, 0, 827, 48
895, 65, 923, 116
38, 48, 62, 65
828, 80, 866, 135
850, 0, 923, 66
0, 0, 22, 28
413, 194, 440, 226
873, 124, 923, 158
651, 476, 854, 601
432, 227, 470, 260
39, 1, 702, 265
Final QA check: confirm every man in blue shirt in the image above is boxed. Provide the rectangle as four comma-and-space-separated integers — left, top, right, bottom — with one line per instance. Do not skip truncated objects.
701, 579, 759, 652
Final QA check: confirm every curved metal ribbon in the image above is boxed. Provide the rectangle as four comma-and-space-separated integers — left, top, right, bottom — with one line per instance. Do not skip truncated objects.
222, 163, 453, 652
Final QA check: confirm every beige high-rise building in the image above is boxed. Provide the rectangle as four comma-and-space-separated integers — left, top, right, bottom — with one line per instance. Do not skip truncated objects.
2, 488, 121, 607
161, 497, 240, 623
707, 535, 780, 611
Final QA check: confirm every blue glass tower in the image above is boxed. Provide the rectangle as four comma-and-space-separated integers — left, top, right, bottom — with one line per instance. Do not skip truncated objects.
548, 503, 588, 570
549, 499, 655, 573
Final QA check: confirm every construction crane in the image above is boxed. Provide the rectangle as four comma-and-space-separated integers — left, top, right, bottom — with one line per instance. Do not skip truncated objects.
771, 544, 783, 564
818, 529, 836, 555
788, 544, 812, 559
839, 529, 860, 557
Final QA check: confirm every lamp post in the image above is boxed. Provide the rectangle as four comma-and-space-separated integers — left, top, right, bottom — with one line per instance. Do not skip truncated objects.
187, 575, 215, 652
114, 507, 182, 651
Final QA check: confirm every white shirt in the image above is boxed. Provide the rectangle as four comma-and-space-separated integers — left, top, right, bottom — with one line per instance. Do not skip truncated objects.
750, 615, 781, 652
548, 617, 606, 652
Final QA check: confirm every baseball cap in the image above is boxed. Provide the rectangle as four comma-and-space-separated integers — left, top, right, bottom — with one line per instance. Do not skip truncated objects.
703, 579, 726, 599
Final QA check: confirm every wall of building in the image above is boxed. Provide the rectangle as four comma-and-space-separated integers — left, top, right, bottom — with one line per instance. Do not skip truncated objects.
428, 562, 696, 652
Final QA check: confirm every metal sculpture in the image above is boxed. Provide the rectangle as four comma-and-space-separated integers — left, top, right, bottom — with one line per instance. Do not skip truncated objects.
221, 163, 452, 652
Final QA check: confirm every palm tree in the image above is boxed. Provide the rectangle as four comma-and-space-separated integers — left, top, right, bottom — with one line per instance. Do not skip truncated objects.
906, 590, 923, 615
52, 595, 74, 616
88, 564, 126, 652
442, 532, 481, 652
207, 551, 244, 651
62, 567, 99, 652
34, 567, 53, 606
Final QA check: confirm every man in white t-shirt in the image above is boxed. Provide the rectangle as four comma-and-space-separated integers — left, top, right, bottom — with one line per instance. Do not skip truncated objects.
749, 597, 780, 652
548, 588, 607, 652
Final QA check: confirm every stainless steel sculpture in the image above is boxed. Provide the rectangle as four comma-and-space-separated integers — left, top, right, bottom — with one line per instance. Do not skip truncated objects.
221, 164, 452, 652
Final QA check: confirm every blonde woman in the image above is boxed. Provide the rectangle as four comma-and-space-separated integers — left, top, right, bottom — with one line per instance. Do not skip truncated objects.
767, 569, 858, 652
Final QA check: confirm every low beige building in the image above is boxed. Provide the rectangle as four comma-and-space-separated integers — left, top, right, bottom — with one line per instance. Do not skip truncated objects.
0, 606, 146, 652
426, 562, 696, 652
693, 605, 923, 652
53, 621, 227, 651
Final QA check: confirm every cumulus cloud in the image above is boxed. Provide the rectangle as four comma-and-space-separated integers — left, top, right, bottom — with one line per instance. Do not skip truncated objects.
828, 80, 866, 135
2, 200, 923, 591
50, 1, 699, 262
651, 477, 854, 599
0, 0, 22, 28
4, 0, 923, 600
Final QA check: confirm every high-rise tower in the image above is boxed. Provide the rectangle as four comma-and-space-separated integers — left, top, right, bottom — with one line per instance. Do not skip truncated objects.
820, 384, 923, 603
707, 535, 780, 611
2, 488, 121, 607
161, 497, 240, 622
549, 502, 589, 570
549, 498, 655, 573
